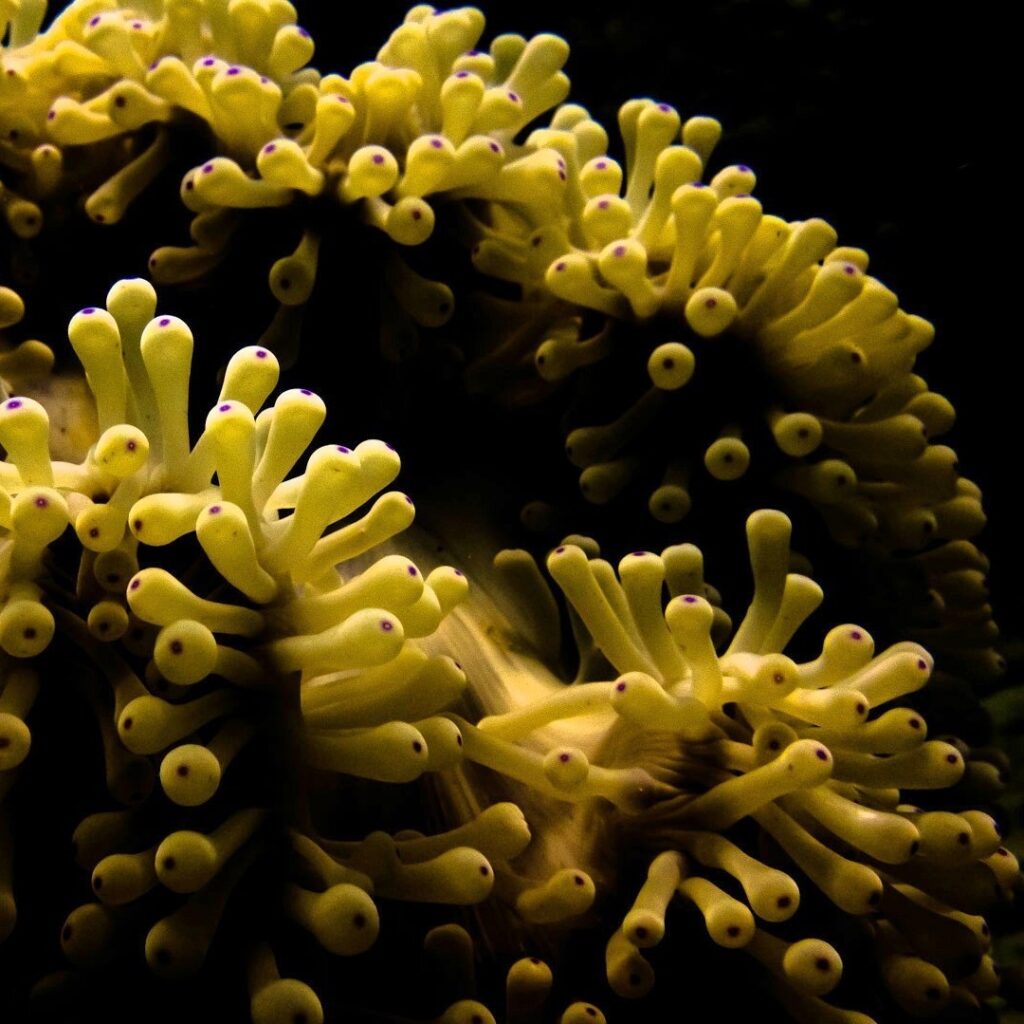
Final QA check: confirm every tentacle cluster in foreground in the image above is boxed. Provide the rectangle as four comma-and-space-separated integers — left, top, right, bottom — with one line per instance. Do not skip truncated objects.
0, 277, 565, 1023
432, 510, 1017, 1022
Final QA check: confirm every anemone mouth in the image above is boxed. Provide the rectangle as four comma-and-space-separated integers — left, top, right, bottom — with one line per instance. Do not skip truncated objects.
588, 715, 699, 795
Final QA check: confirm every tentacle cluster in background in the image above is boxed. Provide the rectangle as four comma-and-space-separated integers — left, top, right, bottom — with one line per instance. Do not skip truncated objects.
0, 0, 319, 236
0, 3, 1002, 681
0, 3, 579, 358
454, 85, 999, 683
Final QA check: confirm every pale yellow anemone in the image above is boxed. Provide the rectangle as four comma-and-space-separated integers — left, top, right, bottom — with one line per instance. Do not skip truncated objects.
416, 509, 1015, 1023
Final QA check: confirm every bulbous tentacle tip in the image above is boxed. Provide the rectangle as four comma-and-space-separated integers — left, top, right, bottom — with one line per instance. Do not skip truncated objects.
560, 1004, 606, 1024
288, 882, 380, 956
90, 848, 156, 907
782, 938, 843, 997
516, 867, 596, 924
251, 979, 324, 1024
0, 712, 31, 770
144, 921, 202, 979
0, 598, 55, 659
155, 832, 218, 894
437, 1000, 496, 1024
159, 744, 221, 807
153, 619, 218, 685
647, 342, 694, 390
0, 287, 26, 331
60, 903, 115, 967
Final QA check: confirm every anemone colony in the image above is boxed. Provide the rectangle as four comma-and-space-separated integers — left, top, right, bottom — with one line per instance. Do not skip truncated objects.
0, 3, 1015, 1023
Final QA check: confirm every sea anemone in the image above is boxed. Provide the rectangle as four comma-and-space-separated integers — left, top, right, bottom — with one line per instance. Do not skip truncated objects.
0, 6, 1001, 683
452, 81, 1001, 687
0, 4, 1013, 1023
4, 279, 1009, 1021
0, 277, 543, 1022
0, 3, 575, 352
427, 509, 1015, 1022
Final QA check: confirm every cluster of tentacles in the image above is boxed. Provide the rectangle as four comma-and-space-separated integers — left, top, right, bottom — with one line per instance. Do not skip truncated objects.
0, 2, 999, 682
0, 3, 1016, 1024
0, 2, 577, 355
0, 278, 535, 1022
455, 98, 998, 691
421, 510, 1016, 1023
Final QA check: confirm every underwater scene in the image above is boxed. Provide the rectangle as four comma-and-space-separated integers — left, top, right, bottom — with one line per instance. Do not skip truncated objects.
0, 1, 1016, 1022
